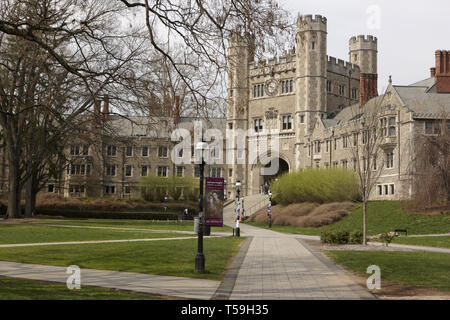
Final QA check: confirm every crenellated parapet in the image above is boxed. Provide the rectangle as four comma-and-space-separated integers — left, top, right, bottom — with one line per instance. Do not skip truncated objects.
248, 50, 296, 77
327, 56, 360, 77
349, 35, 378, 51
297, 14, 327, 32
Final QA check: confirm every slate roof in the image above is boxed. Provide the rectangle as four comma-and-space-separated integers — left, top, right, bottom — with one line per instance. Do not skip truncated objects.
106, 115, 226, 138
392, 84, 450, 119
332, 76, 450, 126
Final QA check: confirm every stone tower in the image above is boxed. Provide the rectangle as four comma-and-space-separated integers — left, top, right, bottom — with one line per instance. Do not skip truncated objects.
295, 15, 328, 169
226, 33, 254, 197
349, 35, 378, 105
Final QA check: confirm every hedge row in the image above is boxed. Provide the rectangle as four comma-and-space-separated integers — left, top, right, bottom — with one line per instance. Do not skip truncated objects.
36, 204, 195, 214
35, 209, 180, 220
320, 230, 363, 245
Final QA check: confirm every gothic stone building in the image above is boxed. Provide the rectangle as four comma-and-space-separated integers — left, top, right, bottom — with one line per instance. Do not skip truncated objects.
226, 14, 450, 200
1, 14, 449, 202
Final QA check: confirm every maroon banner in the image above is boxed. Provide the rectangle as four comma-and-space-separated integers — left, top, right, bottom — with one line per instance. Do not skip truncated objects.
204, 177, 224, 227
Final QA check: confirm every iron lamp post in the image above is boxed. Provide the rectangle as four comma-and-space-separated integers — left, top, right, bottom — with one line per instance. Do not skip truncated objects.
235, 180, 241, 237
195, 141, 208, 273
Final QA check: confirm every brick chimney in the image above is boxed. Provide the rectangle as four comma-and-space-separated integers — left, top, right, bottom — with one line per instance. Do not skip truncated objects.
173, 96, 180, 125
359, 73, 378, 106
430, 67, 436, 78
101, 95, 109, 121
93, 99, 101, 125
435, 50, 450, 93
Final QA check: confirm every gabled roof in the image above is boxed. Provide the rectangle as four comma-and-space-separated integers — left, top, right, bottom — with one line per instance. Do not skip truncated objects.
331, 76, 450, 125
409, 77, 436, 89
393, 84, 450, 119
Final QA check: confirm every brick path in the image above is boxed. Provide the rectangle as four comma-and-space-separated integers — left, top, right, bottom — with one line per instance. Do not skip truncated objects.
0, 261, 220, 300
225, 194, 374, 300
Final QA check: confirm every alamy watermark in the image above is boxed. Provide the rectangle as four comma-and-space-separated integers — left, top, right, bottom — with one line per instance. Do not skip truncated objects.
366, 5, 381, 30
366, 265, 381, 290
66, 265, 81, 290
171, 121, 281, 176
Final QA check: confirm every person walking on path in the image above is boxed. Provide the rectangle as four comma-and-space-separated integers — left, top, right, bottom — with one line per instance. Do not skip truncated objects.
267, 202, 272, 228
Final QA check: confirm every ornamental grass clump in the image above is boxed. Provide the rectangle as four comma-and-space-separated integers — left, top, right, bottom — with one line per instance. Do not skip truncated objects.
271, 168, 360, 205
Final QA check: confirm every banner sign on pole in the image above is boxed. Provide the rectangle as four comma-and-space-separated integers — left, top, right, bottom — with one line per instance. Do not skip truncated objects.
204, 177, 224, 227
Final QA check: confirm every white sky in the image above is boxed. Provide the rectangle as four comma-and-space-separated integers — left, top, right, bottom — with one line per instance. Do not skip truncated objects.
282, 0, 450, 92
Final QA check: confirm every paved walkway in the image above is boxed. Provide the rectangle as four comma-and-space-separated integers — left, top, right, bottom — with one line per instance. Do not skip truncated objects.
0, 195, 446, 300
225, 194, 374, 300
0, 261, 220, 300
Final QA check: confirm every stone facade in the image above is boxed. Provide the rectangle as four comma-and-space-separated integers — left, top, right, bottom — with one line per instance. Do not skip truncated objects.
0, 14, 448, 203
226, 14, 450, 200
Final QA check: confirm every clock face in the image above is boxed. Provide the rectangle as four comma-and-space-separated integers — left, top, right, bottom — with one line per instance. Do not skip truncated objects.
265, 79, 279, 96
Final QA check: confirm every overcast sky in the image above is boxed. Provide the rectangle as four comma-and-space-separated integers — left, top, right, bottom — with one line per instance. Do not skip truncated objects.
282, 0, 450, 92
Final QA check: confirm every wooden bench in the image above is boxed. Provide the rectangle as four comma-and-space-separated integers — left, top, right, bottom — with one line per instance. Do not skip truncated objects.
395, 229, 407, 236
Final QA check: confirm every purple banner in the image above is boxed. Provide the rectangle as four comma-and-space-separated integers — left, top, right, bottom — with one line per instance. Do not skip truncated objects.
204, 177, 224, 227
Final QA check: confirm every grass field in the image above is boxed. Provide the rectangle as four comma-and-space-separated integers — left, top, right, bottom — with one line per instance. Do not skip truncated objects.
0, 224, 190, 244
0, 276, 165, 300
246, 201, 450, 236
0, 237, 245, 281
0, 218, 232, 245
25, 218, 233, 232
379, 236, 450, 249
324, 250, 450, 292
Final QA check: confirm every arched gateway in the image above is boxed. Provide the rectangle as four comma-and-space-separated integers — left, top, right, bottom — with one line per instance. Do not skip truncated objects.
250, 157, 290, 195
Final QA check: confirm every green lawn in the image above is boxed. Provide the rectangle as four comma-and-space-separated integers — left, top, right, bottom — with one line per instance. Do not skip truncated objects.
0, 237, 245, 281
377, 236, 450, 249
245, 201, 450, 236
0, 276, 165, 300
324, 250, 450, 292
0, 224, 189, 244
25, 218, 232, 232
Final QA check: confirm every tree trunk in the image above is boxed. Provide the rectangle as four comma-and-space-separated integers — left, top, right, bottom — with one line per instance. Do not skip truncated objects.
363, 200, 368, 246
6, 162, 21, 219
24, 176, 37, 218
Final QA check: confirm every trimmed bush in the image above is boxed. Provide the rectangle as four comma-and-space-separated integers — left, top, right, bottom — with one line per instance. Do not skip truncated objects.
320, 230, 350, 244
380, 232, 397, 246
35, 208, 178, 220
320, 230, 332, 244
349, 230, 363, 244
271, 168, 361, 205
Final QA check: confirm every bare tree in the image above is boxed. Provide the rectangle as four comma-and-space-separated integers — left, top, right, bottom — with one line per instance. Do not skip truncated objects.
1, 1, 294, 115
116, 0, 294, 115
345, 96, 387, 245
0, 0, 148, 218
0, 0, 294, 218
409, 113, 450, 209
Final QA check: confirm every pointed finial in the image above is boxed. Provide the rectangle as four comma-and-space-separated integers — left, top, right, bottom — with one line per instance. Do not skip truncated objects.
389, 75, 392, 84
